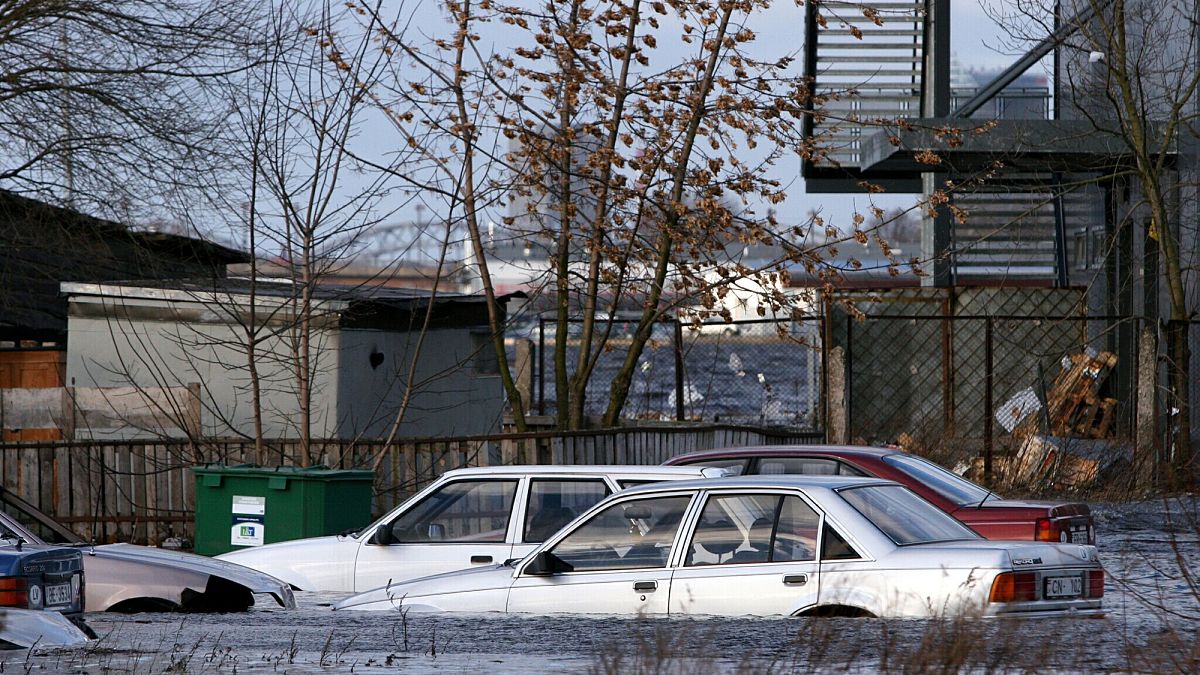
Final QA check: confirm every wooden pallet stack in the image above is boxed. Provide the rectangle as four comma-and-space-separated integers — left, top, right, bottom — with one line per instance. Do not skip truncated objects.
1045, 351, 1118, 439
1001, 350, 1122, 491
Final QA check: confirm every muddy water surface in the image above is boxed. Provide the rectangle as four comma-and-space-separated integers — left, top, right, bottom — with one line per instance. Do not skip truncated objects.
6, 499, 1197, 673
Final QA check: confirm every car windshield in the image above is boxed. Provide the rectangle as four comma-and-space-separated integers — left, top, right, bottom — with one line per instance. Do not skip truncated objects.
881, 454, 991, 506
838, 484, 980, 545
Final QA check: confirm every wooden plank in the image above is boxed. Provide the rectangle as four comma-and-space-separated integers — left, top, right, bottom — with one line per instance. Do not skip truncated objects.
131, 444, 147, 544
54, 444, 69, 522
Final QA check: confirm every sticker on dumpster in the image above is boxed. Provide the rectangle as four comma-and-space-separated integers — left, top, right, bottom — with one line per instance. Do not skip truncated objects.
231, 515, 265, 547
232, 495, 266, 515
231, 496, 266, 546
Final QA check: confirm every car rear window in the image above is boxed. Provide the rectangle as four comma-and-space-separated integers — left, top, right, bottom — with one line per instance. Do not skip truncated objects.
881, 454, 990, 506
838, 484, 979, 545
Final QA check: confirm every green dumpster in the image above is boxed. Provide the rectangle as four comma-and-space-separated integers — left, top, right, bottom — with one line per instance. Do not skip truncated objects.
192, 464, 374, 556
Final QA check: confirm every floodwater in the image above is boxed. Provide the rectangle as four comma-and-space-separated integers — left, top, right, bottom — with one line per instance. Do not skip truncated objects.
5, 499, 1198, 673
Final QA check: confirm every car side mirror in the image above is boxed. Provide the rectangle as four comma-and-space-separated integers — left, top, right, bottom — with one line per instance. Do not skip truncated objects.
427, 523, 446, 541
523, 550, 572, 576
371, 524, 397, 545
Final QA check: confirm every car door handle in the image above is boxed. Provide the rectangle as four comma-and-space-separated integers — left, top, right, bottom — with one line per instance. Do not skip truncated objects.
470, 555, 493, 564
783, 574, 808, 586
633, 581, 658, 592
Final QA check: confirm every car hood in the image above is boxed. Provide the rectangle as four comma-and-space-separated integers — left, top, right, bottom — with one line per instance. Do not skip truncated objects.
216, 535, 357, 591
0, 609, 91, 648
335, 563, 515, 611
90, 543, 296, 607
217, 535, 343, 565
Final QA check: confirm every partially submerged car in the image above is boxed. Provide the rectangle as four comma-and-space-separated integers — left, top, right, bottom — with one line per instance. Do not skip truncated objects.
0, 535, 84, 616
335, 475, 1104, 618
665, 446, 1096, 544
0, 487, 294, 612
0, 533, 89, 648
219, 465, 726, 592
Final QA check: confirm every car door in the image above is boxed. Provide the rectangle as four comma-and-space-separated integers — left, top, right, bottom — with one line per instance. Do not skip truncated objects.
669, 491, 821, 616
353, 478, 520, 591
506, 493, 694, 615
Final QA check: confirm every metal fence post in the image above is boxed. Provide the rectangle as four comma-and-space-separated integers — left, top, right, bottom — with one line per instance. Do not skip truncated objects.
673, 320, 685, 421
984, 316, 994, 484
537, 317, 545, 415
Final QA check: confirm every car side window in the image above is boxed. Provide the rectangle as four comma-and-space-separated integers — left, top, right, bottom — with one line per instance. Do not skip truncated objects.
684, 494, 819, 566
837, 462, 867, 477
772, 496, 820, 562
686, 494, 779, 566
523, 479, 610, 543
548, 496, 692, 571
820, 523, 862, 560
758, 457, 838, 476
387, 480, 518, 543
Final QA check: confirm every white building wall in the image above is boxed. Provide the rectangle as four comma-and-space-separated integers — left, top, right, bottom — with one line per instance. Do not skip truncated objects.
65, 297, 341, 440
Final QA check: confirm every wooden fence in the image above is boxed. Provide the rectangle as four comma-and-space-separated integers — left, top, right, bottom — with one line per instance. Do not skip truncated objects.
0, 424, 822, 545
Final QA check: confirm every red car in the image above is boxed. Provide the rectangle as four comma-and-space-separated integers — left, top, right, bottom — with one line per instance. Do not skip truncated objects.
664, 445, 1095, 544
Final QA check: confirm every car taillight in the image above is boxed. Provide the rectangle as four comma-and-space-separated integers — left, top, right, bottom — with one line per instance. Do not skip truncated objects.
0, 577, 30, 608
1035, 518, 1063, 542
1087, 569, 1104, 598
990, 572, 1038, 603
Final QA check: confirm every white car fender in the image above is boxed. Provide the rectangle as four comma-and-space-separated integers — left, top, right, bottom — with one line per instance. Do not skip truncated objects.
801, 583, 882, 617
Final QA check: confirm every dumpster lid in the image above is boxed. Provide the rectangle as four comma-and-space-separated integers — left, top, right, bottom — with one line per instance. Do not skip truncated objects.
190, 464, 374, 480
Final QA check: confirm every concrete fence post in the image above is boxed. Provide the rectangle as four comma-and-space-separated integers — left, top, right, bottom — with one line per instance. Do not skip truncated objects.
827, 345, 848, 444
1135, 327, 1158, 483
514, 339, 533, 413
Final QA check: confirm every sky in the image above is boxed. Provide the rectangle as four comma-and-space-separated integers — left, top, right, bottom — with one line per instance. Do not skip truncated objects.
218, 1, 1050, 256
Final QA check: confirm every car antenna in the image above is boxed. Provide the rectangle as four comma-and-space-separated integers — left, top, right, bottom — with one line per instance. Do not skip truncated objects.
977, 488, 994, 509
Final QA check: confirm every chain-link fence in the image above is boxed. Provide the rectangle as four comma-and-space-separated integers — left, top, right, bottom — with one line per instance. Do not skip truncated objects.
532, 317, 824, 431
519, 290, 1194, 472
827, 288, 1143, 464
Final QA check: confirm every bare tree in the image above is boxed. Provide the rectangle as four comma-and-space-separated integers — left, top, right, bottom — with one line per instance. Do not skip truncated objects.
0, 0, 264, 216
345, 0, 902, 430
988, 0, 1199, 483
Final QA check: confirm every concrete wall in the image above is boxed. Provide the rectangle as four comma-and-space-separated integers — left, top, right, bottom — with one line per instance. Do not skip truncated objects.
336, 327, 504, 439
65, 297, 341, 439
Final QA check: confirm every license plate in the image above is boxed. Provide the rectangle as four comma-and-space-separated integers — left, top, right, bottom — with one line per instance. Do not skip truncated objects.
1044, 575, 1083, 599
1070, 530, 1089, 544
45, 582, 73, 607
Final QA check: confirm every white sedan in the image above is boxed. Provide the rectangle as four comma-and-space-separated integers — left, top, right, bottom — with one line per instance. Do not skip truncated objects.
335, 475, 1105, 618
217, 465, 724, 592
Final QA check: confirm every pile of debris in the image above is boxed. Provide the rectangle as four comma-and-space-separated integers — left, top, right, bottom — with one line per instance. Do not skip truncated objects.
992, 350, 1129, 491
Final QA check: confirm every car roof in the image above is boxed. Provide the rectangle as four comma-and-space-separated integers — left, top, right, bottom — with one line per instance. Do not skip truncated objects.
667, 444, 899, 463
613, 473, 897, 495
439, 465, 722, 478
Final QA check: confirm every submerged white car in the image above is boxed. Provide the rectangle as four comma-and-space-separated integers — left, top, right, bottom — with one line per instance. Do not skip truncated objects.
218, 465, 725, 592
336, 475, 1105, 618
0, 487, 294, 612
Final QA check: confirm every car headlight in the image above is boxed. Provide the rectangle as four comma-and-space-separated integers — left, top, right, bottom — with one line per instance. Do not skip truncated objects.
27, 583, 43, 609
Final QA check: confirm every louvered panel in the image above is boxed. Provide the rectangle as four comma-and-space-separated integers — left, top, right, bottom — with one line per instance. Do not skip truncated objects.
810, 1, 925, 170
